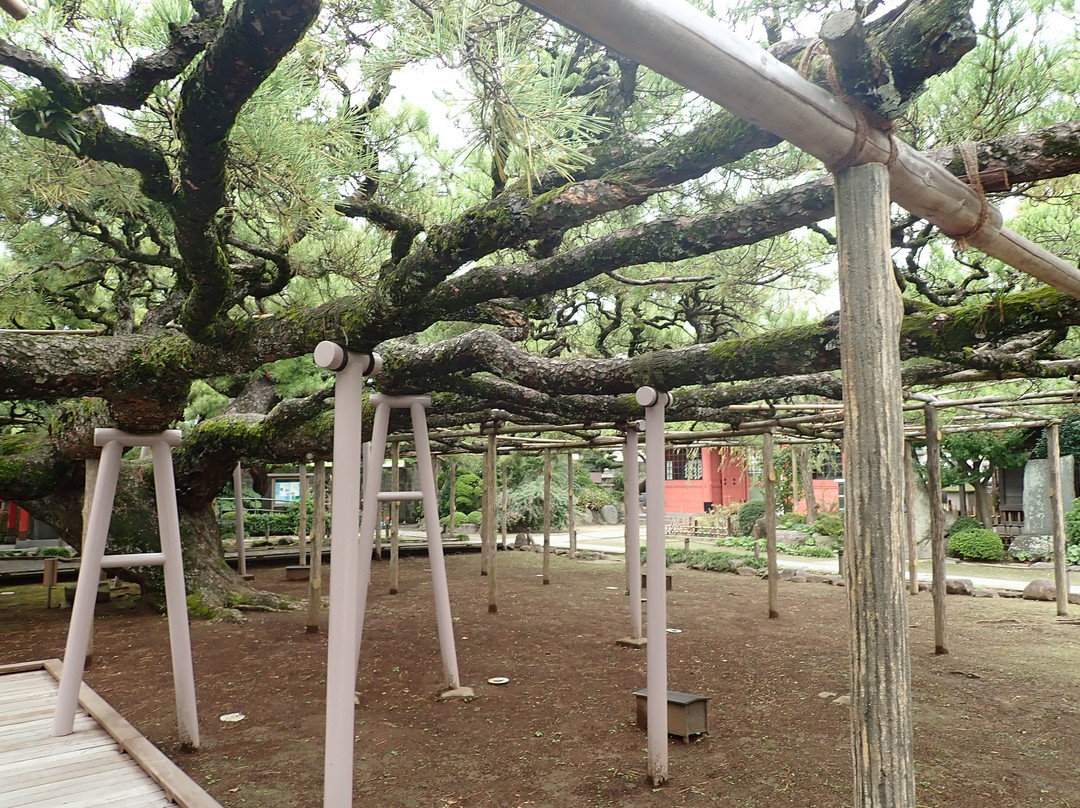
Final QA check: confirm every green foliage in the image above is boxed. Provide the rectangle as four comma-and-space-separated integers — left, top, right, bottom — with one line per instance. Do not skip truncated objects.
947, 528, 1005, 562
1031, 413, 1080, 459
39, 545, 75, 558
737, 500, 767, 536
505, 476, 567, 530
780, 511, 806, 525
780, 543, 834, 558
1064, 497, 1080, 547
576, 486, 615, 510
642, 546, 764, 571
465, 510, 483, 525
811, 512, 844, 537
940, 429, 1030, 488
946, 514, 985, 538
451, 472, 483, 513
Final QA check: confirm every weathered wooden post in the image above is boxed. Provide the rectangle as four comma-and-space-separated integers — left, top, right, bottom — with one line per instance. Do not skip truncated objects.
233, 463, 248, 579
389, 443, 401, 595
500, 456, 509, 550
1048, 423, 1070, 617
764, 432, 779, 619
484, 425, 499, 612
790, 444, 800, 514
567, 451, 577, 559
798, 447, 817, 524
903, 441, 919, 596
542, 448, 552, 585
307, 460, 326, 633
925, 403, 947, 654
619, 424, 645, 646
837, 159, 916, 808
299, 461, 309, 566
448, 457, 457, 539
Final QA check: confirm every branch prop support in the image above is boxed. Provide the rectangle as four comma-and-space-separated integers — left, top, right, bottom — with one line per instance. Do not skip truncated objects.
0, 0, 29, 20
318, 342, 469, 808
517, 0, 1080, 298
638, 386, 671, 786
51, 429, 200, 750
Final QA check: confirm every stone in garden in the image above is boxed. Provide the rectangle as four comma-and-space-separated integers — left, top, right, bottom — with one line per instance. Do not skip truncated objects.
817, 691, 837, 699
751, 517, 767, 540
778, 569, 797, 581
776, 529, 808, 546
514, 533, 534, 549
600, 504, 619, 525
1007, 534, 1053, 562
735, 566, 758, 576
972, 589, 999, 598
1030, 561, 1054, 569
833, 695, 851, 706
790, 574, 808, 583
1022, 579, 1056, 601
945, 578, 973, 596
918, 582, 932, 592
998, 589, 1023, 598
824, 575, 845, 586
1069, 593, 1080, 605
806, 574, 828, 583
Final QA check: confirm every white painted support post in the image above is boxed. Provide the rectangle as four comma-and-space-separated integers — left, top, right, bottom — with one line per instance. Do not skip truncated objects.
1048, 423, 1070, 617
354, 406, 390, 665
152, 434, 200, 750
836, 161, 915, 808
448, 458, 457, 539
542, 449, 552, 585
408, 399, 466, 692
233, 463, 247, 577
0, 0, 30, 21
764, 432, 779, 619
637, 386, 670, 787
925, 403, 947, 655
903, 442, 918, 597
500, 457, 509, 550
53, 430, 199, 751
623, 425, 643, 643
316, 342, 374, 808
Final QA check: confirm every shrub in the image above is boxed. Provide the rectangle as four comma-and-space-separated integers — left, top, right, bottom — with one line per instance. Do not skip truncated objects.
780, 512, 806, 527
506, 477, 568, 530
576, 486, 616, 510
40, 546, 75, 558
1065, 497, 1080, 548
946, 514, 984, 538
812, 512, 844, 537
737, 501, 767, 536
947, 528, 1004, 561
465, 510, 483, 525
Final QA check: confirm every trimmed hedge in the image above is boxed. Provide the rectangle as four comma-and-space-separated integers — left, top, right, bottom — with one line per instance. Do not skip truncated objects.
946, 514, 984, 538
947, 528, 1004, 562
737, 501, 767, 536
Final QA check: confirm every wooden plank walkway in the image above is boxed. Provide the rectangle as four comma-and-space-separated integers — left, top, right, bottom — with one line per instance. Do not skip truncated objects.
0, 660, 221, 808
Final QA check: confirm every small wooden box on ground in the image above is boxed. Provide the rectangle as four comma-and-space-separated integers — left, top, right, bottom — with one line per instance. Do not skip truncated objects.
633, 688, 710, 742
641, 573, 672, 590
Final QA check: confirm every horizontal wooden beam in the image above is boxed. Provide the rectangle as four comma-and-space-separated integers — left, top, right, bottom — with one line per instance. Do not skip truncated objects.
519, 0, 1080, 298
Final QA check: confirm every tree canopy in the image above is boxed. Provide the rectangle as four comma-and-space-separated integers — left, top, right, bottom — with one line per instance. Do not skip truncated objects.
2, 0, 1079, 607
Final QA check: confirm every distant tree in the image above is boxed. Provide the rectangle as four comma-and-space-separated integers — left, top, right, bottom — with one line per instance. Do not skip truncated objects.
940, 430, 1030, 524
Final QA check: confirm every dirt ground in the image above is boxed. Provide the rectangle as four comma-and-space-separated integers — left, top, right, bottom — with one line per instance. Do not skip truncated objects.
2, 550, 1079, 808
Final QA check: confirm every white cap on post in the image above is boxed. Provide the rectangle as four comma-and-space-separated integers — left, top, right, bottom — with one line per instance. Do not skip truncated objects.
635, 387, 673, 408
313, 341, 383, 377
1, 0, 29, 20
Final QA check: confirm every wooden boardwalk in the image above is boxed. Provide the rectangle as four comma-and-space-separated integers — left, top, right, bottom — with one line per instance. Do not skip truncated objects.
0, 660, 221, 808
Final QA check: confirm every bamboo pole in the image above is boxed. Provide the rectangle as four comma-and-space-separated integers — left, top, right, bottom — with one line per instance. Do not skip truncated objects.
567, 451, 576, 559
1048, 423, 1070, 617
799, 448, 818, 524
448, 458, 457, 540
903, 442, 919, 597
517, 0, 1080, 298
298, 462, 309, 566
485, 426, 499, 612
307, 461, 326, 633
925, 404, 947, 655
837, 161, 915, 808
764, 432, 779, 619
389, 443, 401, 595
623, 425, 644, 643
542, 448, 552, 585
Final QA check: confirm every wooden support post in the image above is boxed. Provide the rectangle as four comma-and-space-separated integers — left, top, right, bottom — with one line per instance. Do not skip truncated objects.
543, 448, 552, 585
484, 427, 499, 612
799, 448, 817, 524
925, 403, 947, 655
307, 461, 326, 633
764, 432, 779, 619
790, 445, 799, 514
1048, 423, 1070, 617
448, 458, 457, 539
500, 456, 508, 550
299, 462, 309, 566
903, 441, 919, 596
390, 444, 401, 595
836, 160, 915, 808
567, 451, 577, 559
233, 463, 248, 578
